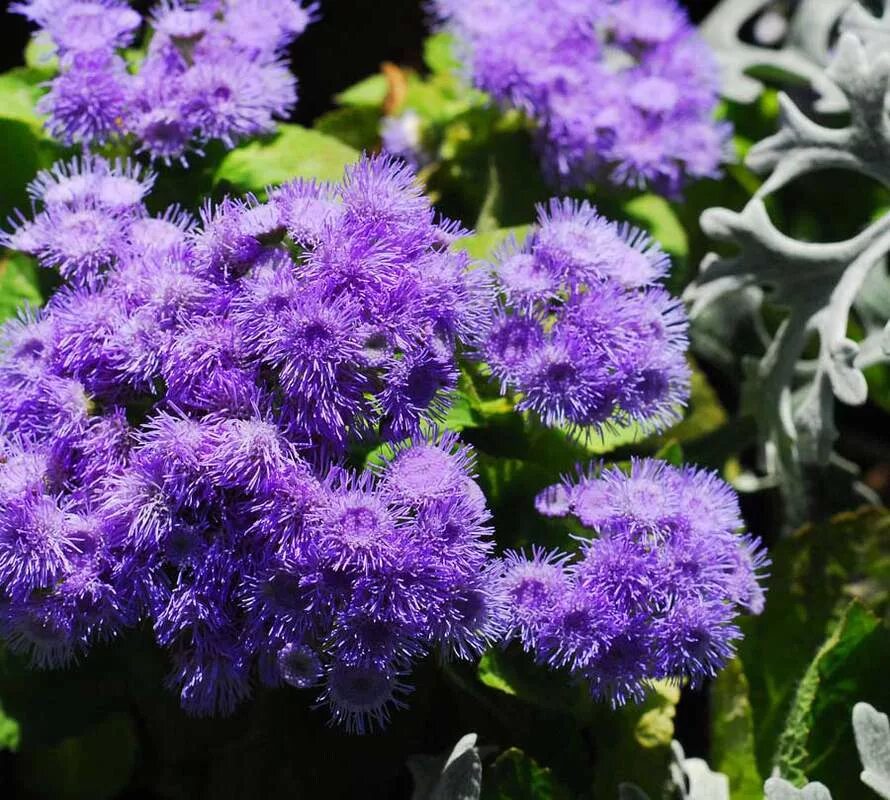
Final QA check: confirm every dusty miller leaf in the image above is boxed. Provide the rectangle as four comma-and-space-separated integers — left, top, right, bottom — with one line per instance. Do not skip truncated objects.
689, 4, 890, 515
702, 0, 850, 112
670, 742, 731, 800
763, 777, 833, 800
853, 703, 890, 799
409, 734, 482, 800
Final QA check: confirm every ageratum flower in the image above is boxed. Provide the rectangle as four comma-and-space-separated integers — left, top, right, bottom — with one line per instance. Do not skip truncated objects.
483, 199, 690, 434
508, 459, 768, 705
0, 153, 758, 729
13, 0, 316, 160
432, 0, 730, 195
0, 153, 504, 727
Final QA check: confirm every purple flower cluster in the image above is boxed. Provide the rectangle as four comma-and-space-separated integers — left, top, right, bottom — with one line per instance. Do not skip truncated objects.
0, 153, 502, 728
503, 459, 767, 703
432, 0, 729, 195
483, 199, 690, 433
0, 153, 762, 725
13, 0, 316, 161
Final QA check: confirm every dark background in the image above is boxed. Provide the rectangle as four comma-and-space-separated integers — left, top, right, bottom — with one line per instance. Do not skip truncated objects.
0, 0, 723, 124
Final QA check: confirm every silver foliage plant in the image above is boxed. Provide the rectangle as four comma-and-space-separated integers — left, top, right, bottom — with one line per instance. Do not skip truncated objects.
622, 703, 890, 800
701, 0, 852, 112
688, 1, 890, 519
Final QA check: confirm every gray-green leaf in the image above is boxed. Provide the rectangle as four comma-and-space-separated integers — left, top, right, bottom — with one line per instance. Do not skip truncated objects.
763, 777, 833, 800
853, 703, 890, 799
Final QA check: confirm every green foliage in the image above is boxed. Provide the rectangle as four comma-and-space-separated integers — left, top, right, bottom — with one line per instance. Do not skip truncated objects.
775, 602, 888, 791
711, 659, 763, 798
477, 647, 592, 719
0, 698, 21, 752
0, 68, 62, 224
721, 508, 890, 797
480, 748, 571, 800
0, 252, 42, 322
215, 123, 360, 193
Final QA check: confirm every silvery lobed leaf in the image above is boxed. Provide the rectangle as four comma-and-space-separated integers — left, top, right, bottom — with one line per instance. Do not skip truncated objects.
701, 0, 850, 111
764, 777, 833, 800
409, 733, 483, 800
690, 1, 890, 519
853, 702, 890, 799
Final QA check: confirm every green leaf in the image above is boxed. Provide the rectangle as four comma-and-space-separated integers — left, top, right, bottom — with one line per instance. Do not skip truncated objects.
0, 699, 20, 753
0, 69, 47, 131
477, 647, 592, 718
424, 33, 460, 75
654, 440, 684, 466
0, 72, 61, 222
0, 252, 43, 322
335, 74, 388, 108
623, 194, 688, 260
481, 748, 571, 800
23, 35, 58, 77
710, 658, 763, 798
314, 106, 381, 152
214, 124, 360, 193
574, 420, 650, 456
776, 602, 889, 791
19, 712, 138, 800
453, 226, 530, 261
737, 508, 890, 789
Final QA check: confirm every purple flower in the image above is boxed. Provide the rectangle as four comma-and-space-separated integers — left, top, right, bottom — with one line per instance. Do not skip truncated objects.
380, 111, 429, 169
15, 0, 316, 158
506, 458, 768, 704
500, 548, 570, 647
0, 150, 758, 728
0, 154, 511, 726
433, 0, 729, 195
483, 199, 689, 433
38, 50, 129, 145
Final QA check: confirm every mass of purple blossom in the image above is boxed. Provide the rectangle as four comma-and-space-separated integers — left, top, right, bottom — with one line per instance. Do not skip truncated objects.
13, 0, 315, 161
0, 152, 763, 729
516, 459, 768, 703
432, 0, 730, 195
484, 199, 690, 433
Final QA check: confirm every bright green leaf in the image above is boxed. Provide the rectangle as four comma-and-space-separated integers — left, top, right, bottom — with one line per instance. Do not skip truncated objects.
654, 440, 684, 466
710, 658, 763, 798
453, 226, 530, 262
623, 194, 688, 260
0, 252, 43, 323
0, 69, 47, 131
23, 35, 58, 77
335, 74, 388, 108
0, 699, 20, 753
214, 124, 359, 193
424, 33, 460, 75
